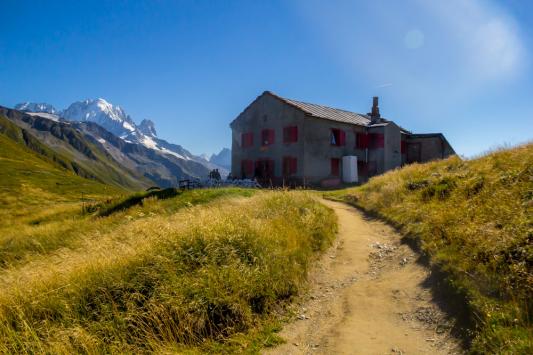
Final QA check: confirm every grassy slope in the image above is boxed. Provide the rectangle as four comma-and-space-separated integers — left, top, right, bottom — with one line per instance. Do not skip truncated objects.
0, 112, 153, 191
0, 111, 338, 353
0, 190, 336, 353
327, 144, 532, 353
0, 126, 123, 219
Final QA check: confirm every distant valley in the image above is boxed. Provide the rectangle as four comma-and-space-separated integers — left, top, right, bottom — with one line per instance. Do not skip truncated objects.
3, 99, 230, 189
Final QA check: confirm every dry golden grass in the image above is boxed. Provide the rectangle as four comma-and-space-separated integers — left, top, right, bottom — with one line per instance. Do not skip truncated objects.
0, 190, 336, 353
327, 143, 532, 353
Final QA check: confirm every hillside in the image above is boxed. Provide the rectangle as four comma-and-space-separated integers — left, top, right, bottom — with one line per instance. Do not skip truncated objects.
327, 143, 533, 353
0, 113, 124, 209
15, 98, 228, 177
0, 189, 336, 353
0, 108, 152, 190
1, 106, 214, 188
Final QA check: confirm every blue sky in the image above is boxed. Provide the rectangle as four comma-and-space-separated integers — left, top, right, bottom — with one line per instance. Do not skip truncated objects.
1, 0, 532, 157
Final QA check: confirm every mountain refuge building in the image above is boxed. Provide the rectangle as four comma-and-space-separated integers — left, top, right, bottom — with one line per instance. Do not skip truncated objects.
230, 91, 455, 187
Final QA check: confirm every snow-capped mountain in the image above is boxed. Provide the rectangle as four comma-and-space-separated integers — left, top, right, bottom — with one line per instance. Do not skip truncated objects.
14, 99, 229, 178
138, 119, 157, 137
62, 99, 137, 139
15, 102, 57, 114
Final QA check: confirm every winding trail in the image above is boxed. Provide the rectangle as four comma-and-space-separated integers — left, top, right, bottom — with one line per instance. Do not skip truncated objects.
267, 200, 462, 355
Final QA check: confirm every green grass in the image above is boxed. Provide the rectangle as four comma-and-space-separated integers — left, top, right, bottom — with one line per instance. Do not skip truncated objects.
1, 113, 153, 191
0, 191, 336, 353
326, 143, 532, 353
0, 187, 258, 268
0, 112, 339, 353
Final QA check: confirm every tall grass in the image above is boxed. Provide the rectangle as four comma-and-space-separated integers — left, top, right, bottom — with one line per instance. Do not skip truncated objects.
0, 188, 255, 267
0, 191, 336, 353
327, 143, 532, 353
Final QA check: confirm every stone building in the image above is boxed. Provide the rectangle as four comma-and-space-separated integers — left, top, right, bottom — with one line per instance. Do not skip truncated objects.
230, 91, 455, 186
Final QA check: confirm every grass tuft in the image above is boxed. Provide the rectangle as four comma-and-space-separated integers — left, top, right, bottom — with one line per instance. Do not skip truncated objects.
326, 143, 533, 353
0, 190, 336, 353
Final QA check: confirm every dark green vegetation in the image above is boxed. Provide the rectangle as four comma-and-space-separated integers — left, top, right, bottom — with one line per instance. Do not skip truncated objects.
327, 143, 532, 353
95, 187, 255, 217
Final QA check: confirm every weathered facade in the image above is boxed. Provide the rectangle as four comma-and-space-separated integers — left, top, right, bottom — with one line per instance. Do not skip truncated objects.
230, 91, 455, 186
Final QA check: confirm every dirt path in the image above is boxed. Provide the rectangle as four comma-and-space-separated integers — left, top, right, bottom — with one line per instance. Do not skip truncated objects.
266, 200, 462, 355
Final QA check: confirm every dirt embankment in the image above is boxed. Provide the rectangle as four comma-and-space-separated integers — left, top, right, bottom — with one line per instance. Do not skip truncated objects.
267, 200, 462, 355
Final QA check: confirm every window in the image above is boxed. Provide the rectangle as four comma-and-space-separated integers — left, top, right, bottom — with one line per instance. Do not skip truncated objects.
356, 132, 369, 149
241, 160, 254, 178
241, 132, 253, 148
255, 159, 275, 179
283, 126, 298, 143
401, 140, 407, 154
261, 129, 275, 146
282, 156, 297, 176
330, 128, 345, 146
331, 158, 340, 176
369, 133, 384, 148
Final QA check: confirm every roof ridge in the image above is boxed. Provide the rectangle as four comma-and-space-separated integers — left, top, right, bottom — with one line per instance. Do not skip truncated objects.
267, 91, 367, 117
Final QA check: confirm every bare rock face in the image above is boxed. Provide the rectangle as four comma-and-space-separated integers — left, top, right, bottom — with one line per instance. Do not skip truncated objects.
210, 148, 231, 170
15, 102, 57, 114
138, 119, 157, 137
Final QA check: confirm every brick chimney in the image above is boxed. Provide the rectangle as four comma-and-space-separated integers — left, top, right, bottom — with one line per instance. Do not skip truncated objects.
369, 96, 380, 123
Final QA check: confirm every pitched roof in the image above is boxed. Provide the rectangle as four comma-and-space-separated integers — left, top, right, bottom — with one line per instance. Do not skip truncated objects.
267, 91, 371, 126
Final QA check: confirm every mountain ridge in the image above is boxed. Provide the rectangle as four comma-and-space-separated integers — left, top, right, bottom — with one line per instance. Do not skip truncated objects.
15, 99, 229, 176
1, 106, 214, 189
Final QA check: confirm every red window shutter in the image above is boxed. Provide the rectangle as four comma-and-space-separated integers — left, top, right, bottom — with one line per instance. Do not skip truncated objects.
242, 132, 253, 148
356, 133, 369, 149
292, 126, 298, 142
339, 130, 346, 146
401, 140, 406, 154
262, 129, 275, 145
369, 133, 384, 148
282, 157, 297, 175
284, 126, 298, 143
241, 160, 253, 178
331, 158, 340, 176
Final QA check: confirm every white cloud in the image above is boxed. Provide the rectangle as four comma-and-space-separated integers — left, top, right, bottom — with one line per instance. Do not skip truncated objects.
292, 0, 527, 105
420, 0, 526, 80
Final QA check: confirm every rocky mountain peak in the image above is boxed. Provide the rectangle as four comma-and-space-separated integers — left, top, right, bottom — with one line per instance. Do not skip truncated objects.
14, 102, 57, 114
138, 119, 157, 137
